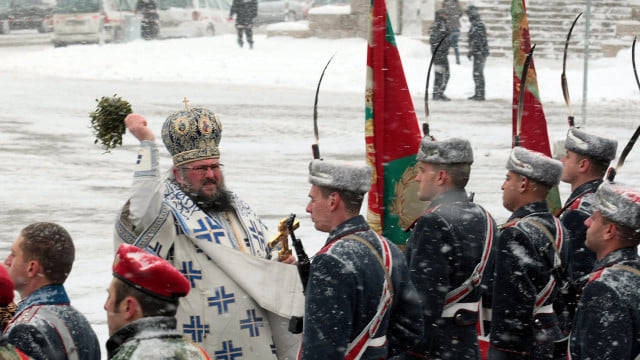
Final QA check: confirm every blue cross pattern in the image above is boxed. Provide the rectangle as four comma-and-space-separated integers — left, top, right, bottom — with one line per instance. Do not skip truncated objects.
136, 154, 142, 165
208, 286, 236, 314
148, 242, 163, 256
183, 316, 210, 343
214, 340, 243, 360
193, 217, 226, 244
179, 261, 202, 288
247, 220, 264, 247
239, 309, 264, 337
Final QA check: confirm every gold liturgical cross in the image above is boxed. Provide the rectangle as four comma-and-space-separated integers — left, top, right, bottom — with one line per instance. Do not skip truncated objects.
183, 97, 190, 111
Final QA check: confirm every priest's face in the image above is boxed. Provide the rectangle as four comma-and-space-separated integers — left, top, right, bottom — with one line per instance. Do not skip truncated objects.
175, 158, 225, 198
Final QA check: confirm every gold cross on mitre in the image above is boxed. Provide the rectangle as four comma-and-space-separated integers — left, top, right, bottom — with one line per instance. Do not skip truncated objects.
183, 97, 190, 111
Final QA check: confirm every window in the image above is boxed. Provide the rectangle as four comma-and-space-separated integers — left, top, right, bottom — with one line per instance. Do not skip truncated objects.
55, 0, 100, 13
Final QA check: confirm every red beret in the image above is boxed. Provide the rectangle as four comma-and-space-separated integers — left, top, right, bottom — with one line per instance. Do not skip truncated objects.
0, 265, 14, 306
113, 244, 190, 301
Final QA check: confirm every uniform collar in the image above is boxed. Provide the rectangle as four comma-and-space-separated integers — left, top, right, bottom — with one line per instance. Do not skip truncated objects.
17, 285, 69, 313
508, 200, 549, 222
429, 188, 469, 208
106, 316, 178, 359
592, 247, 639, 273
326, 215, 370, 245
565, 179, 602, 206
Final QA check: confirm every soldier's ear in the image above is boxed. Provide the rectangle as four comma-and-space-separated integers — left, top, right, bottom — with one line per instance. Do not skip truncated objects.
123, 296, 141, 321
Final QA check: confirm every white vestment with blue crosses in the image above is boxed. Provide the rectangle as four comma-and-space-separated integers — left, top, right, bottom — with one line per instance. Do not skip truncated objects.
114, 141, 302, 359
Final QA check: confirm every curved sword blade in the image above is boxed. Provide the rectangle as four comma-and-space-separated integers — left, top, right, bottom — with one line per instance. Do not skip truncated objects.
516, 44, 536, 145
424, 37, 446, 137
561, 12, 582, 124
312, 54, 335, 159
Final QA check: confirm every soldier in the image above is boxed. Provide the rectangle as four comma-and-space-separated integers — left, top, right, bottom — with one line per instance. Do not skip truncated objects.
555, 127, 617, 334
300, 160, 424, 359
105, 244, 210, 359
404, 137, 496, 359
569, 181, 640, 359
3, 222, 100, 360
489, 147, 567, 359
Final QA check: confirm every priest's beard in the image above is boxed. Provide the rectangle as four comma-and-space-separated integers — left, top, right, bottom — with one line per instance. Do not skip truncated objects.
178, 178, 234, 213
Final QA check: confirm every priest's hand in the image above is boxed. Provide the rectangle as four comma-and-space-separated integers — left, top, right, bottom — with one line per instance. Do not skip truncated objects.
125, 113, 155, 142
279, 255, 297, 265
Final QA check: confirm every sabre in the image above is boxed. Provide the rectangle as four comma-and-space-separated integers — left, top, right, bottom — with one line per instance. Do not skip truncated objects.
424, 37, 446, 138
515, 44, 536, 147
606, 36, 640, 182
561, 13, 582, 127
312, 55, 335, 159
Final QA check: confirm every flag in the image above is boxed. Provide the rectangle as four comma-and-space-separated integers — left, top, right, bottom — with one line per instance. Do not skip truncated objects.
365, 0, 426, 245
511, 0, 562, 213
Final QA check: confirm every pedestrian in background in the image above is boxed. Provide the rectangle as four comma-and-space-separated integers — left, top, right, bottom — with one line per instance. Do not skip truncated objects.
430, 9, 451, 101
466, 5, 489, 101
443, 0, 462, 65
229, 0, 258, 49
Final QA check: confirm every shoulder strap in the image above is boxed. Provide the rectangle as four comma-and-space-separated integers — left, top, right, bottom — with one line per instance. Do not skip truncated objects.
343, 235, 393, 298
611, 264, 640, 277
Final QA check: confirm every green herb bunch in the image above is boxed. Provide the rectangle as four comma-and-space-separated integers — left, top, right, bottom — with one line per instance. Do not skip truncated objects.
90, 95, 132, 152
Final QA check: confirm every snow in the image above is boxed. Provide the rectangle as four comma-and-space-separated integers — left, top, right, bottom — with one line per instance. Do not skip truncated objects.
266, 20, 310, 31
0, 32, 638, 355
308, 4, 351, 15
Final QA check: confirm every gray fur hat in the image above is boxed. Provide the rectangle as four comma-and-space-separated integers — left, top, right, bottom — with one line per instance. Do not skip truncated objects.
565, 127, 617, 162
417, 137, 474, 164
308, 160, 371, 194
593, 181, 640, 230
506, 147, 563, 187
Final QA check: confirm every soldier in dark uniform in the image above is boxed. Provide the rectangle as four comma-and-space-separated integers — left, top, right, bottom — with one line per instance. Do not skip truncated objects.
569, 181, 640, 359
489, 147, 568, 360
555, 127, 617, 332
301, 160, 424, 359
430, 9, 451, 101
405, 137, 497, 360
466, 6, 489, 101
229, 0, 257, 48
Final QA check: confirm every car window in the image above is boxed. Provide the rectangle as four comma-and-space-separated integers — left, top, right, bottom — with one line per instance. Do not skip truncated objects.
216, 0, 229, 10
157, 0, 191, 9
205, 0, 219, 10
117, 0, 136, 11
55, 0, 100, 13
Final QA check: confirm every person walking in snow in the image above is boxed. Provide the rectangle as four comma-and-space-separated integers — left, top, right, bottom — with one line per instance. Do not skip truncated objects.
466, 5, 489, 101
405, 137, 497, 359
430, 9, 451, 101
300, 159, 424, 359
443, 0, 462, 65
489, 147, 568, 359
105, 244, 209, 359
568, 182, 640, 360
229, 0, 257, 48
3, 222, 101, 360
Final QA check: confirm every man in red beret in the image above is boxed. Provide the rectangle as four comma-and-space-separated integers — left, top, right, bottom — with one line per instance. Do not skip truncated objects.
0, 266, 30, 360
105, 244, 210, 359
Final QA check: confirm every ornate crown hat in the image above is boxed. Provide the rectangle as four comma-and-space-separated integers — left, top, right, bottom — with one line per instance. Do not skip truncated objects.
161, 99, 222, 166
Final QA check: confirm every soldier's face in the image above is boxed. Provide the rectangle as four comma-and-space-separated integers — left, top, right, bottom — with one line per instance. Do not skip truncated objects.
105, 279, 128, 336
584, 210, 609, 256
4, 235, 30, 293
560, 150, 582, 184
501, 171, 523, 212
415, 162, 439, 201
175, 158, 224, 198
306, 185, 333, 233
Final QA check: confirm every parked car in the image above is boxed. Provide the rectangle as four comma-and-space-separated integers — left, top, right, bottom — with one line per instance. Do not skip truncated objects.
0, 0, 54, 34
155, 0, 234, 39
254, 0, 309, 24
52, 0, 136, 46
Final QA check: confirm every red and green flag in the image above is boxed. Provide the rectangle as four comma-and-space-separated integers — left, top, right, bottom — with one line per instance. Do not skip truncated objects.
511, 0, 561, 213
365, 0, 426, 245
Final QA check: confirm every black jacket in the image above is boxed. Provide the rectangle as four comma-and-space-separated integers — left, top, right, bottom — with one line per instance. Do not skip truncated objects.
489, 201, 568, 359
429, 14, 450, 65
406, 189, 496, 360
300, 215, 424, 359
229, 0, 257, 26
468, 18, 489, 58
570, 247, 640, 359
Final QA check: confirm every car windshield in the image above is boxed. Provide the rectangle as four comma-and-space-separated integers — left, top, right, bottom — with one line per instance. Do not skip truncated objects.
157, 0, 191, 10
55, 0, 100, 13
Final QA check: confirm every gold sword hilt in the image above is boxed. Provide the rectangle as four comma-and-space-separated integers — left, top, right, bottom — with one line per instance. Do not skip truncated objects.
269, 217, 300, 261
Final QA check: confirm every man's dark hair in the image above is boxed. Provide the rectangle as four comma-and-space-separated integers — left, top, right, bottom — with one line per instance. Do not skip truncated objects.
575, 153, 610, 179
603, 217, 640, 247
20, 222, 75, 284
113, 279, 179, 317
318, 186, 365, 215
435, 163, 472, 189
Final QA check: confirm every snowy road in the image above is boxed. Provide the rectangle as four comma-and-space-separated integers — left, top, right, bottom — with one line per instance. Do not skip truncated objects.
0, 35, 639, 353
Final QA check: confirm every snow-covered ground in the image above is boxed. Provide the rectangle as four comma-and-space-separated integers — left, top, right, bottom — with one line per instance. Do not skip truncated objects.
0, 34, 638, 355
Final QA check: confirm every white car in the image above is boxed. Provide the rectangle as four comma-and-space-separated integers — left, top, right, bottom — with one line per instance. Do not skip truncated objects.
52, 0, 137, 46
156, 0, 234, 38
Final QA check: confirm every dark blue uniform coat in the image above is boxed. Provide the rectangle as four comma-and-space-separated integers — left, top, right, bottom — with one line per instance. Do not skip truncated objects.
405, 189, 496, 360
570, 247, 640, 360
300, 215, 424, 360
489, 202, 567, 360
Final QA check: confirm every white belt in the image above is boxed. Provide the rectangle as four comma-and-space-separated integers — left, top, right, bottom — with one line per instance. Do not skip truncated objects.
441, 302, 479, 318
368, 336, 387, 347
534, 304, 554, 315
